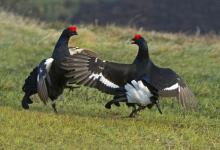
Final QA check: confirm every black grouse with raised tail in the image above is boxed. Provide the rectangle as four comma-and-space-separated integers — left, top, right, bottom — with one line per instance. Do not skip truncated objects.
21, 26, 79, 112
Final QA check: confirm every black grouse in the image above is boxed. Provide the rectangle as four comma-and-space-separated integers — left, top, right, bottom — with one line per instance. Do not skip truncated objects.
58, 35, 166, 117
107, 34, 196, 108
106, 34, 197, 110
59, 34, 197, 116
131, 34, 197, 108
21, 26, 80, 112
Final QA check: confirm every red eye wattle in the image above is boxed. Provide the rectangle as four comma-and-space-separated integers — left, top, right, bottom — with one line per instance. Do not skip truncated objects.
133, 34, 142, 40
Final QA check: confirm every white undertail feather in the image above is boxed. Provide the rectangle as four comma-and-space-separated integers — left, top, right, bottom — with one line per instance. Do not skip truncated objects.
88, 73, 119, 88
125, 80, 153, 106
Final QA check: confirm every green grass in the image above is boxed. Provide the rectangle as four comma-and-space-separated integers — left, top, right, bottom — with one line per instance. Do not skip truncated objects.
0, 11, 220, 149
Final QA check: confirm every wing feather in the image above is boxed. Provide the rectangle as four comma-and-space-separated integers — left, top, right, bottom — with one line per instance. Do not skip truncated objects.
178, 85, 197, 109
60, 50, 135, 95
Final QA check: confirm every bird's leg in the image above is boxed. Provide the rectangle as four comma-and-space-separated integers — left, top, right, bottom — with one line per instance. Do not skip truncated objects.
150, 96, 162, 114
129, 105, 147, 117
129, 105, 138, 118
155, 101, 162, 114
105, 98, 126, 109
51, 101, 58, 113
146, 103, 154, 109
105, 95, 126, 109
136, 106, 147, 113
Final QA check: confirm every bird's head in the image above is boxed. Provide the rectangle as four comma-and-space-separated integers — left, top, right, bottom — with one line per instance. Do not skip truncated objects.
64, 25, 78, 37
131, 34, 145, 45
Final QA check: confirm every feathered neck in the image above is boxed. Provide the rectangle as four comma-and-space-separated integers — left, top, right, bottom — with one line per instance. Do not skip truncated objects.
52, 31, 71, 59
134, 40, 150, 64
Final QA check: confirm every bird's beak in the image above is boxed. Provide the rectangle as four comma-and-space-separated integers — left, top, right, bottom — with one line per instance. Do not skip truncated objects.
131, 39, 135, 44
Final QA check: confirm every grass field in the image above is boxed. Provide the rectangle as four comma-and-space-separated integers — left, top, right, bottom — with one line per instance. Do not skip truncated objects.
0, 11, 219, 149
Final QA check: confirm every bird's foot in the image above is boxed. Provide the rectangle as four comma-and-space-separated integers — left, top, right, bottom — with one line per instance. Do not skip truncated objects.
128, 105, 138, 118
105, 102, 112, 109
51, 103, 58, 113
150, 97, 162, 114
129, 106, 147, 117
129, 111, 138, 118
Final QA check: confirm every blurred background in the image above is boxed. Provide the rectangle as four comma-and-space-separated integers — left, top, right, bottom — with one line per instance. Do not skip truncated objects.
0, 0, 220, 34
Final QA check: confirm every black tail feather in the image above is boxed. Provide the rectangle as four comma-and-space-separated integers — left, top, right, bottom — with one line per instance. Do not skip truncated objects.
21, 93, 33, 109
21, 66, 38, 109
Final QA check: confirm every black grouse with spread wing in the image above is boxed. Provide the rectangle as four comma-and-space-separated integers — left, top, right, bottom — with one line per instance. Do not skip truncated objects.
21, 26, 79, 112
131, 35, 197, 108
59, 35, 164, 116
108, 34, 197, 109
60, 34, 197, 116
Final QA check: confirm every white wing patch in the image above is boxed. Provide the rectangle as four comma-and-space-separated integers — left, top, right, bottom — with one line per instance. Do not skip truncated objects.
69, 47, 84, 55
45, 58, 54, 71
125, 80, 153, 106
163, 83, 179, 91
88, 73, 119, 88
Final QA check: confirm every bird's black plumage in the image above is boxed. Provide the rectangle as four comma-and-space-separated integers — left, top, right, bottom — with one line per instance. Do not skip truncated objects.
61, 54, 137, 94
59, 39, 161, 116
131, 36, 197, 108
110, 34, 197, 109
60, 34, 197, 116
21, 26, 78, 112
22, 67, 38, 109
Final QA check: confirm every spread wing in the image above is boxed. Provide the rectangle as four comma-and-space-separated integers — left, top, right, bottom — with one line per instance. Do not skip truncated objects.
150, 65, 197, 108
59, 51, 136, 95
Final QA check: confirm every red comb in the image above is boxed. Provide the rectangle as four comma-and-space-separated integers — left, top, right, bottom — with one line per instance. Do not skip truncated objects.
133, 34, 142, 40
67, 26, 77, 32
